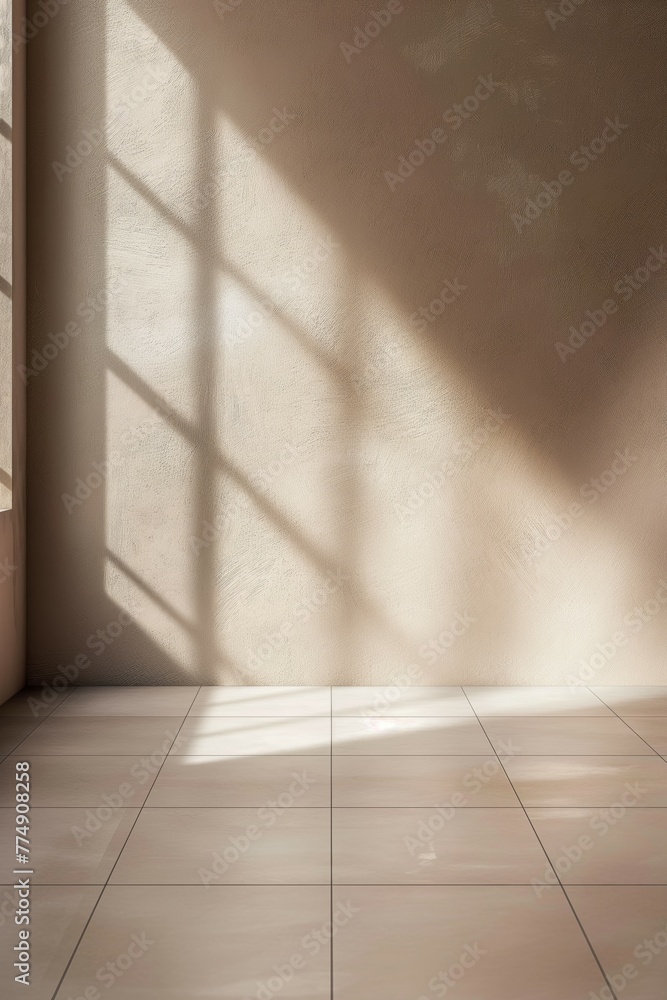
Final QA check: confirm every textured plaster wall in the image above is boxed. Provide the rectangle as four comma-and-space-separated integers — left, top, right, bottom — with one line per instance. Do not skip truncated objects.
0, 0, 25, 704
26, 0, 667, 686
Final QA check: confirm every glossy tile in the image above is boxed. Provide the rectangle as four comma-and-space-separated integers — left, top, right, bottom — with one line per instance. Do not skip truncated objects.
189, 686, 330, 716
333, 807, 550, 884
332, 686, 472, 717
332, 885, 609, 999
567, 886, 667, 1000
110, 807, 330, 884
0, 885, 102, 1000
465, 685, 613, 716
172, 716, 330, 756
52, 686, 199, 716
54, 885, 331, 999
591, 686, 667, 717
0, 807, 139, 883
483, 717, 654, 755
528, 808, 667, 884
621, 718, 667, 755
0, 717, 43, 756
0, 686, 70, 718
333, 717, 492, 755
0, 755, 164, 807
504, 755, 667, 807
16, 717, 185, 756
146, 755, 330, 807
333, 755, 518, 807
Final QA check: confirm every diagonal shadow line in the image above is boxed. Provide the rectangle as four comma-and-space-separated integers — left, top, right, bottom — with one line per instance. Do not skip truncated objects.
106, 349, 417, 655
0, 467, 11, 490
0, 118, 10, 142
106, 152, 353, 389
0, 275, 11, 299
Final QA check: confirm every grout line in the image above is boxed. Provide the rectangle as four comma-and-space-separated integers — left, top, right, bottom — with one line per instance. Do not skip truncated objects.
6, 882, 667, 887
586, 688, 662, 755
4, 684, 79, 758
4, 804, 667, 809
48, 686, 201, 1000
460, 689, 620, 1000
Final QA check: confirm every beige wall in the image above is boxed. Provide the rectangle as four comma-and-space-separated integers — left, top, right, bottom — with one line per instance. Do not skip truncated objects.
26, 0, 667, 686
0, 0, 25, 704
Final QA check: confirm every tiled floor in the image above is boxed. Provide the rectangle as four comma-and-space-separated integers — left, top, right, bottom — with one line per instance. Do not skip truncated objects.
0, 684, 666, 998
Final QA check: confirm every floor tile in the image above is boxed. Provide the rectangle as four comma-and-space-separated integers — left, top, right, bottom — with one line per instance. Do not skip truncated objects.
332, 717, 492, 755
528, 808, 667, 884
333, 807, 550, 884
172, 716, 330, 756
504, 755, 667, 807
0, 686, 71, 718
621, 717, 667, 754
567, 886, 667, 1000
332, 884, 609, 999
54, 885, 331, 999
482, 717, 654, 755
0, 885, 102, 1000
332, 686, 472, 717
110, 807, 330, 885
52, 686, 199, 716
0, 807, 139, 883
591, 686, 667, 717
189, 686, 331, 716
146, 755, 329, 807
464, 685, 613, 716
0, 755, 164, 807
0, 717, 43, 756
16, 717, 185, 755
333, 755, 518, 807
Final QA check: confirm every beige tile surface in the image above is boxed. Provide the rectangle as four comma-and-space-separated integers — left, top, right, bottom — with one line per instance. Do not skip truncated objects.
333, 755, 518, 807
483, 717, 654, 755
54, 885, 331, 999
0, 686, 71, 717
504, 755, 667, 807
172, 716, 330, 756
332, 686, 472, 717
146, 755, 330, 807
0, 885, 102, 1000
528, 808, 667, 884
567, 886, 667, 1000
189, 686, 330, 716
110, 807, 331, 885
332, 885, 609, 999
0, 807, 139, 883
465, 685, 613, 716
592, 687, 667, 717
621, 718, 667, 755
16, 717, 185, 756
333, 717, 492, 755
52, 686, 199, 716
0, 755, 164, 807
333, 807, 551, 884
